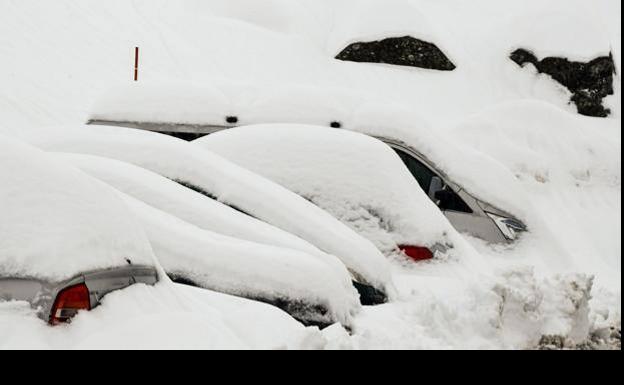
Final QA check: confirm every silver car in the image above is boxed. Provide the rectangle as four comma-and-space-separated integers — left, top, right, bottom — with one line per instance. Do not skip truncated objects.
384, 138, 527, 243
0, 266, 158, 324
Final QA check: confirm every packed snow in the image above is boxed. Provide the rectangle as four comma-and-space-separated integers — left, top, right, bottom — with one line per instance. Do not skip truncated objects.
0, 0, 620, 349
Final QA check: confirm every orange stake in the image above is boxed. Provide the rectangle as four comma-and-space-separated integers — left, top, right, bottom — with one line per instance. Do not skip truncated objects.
134, 47, 139, 82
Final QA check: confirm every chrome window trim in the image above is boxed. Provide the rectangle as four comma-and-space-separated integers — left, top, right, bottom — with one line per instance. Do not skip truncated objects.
0, 265, 158, 322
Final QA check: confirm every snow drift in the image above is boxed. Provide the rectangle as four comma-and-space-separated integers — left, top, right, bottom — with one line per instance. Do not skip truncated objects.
195, 124, 458, 255
0, 134, 155, 282
119, 195, 360, 327
24, 124, 394, 294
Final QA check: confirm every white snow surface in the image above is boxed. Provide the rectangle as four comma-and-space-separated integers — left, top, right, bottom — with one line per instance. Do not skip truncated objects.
0, 0, 620, 349
0, 0, 619, 135
0, 282, 332, 350
0, 135, 155, 282
57, 152, 343, 268
118, 194, 360, 326
22, 124, 393, 293
196, 124, 458, 254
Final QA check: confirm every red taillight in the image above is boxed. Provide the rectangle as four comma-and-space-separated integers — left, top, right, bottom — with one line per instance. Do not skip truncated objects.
50, 283, 91, 325
399, 245, 434, 262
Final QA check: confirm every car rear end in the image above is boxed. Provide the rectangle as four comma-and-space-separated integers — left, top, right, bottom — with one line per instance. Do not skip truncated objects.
1, 265, 158, 324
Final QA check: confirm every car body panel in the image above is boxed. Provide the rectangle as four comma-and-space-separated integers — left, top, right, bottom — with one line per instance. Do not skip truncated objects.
382, 138, 525, 243
0, 265, 158, 322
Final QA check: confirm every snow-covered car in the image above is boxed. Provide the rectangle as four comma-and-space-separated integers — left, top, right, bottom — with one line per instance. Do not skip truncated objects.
0, 134, 361, 327
24, 124, 395, 304
0, 135, 159, 324
195, 124, 466, 260
86, 83, 528, 244
54, 153, 364, 326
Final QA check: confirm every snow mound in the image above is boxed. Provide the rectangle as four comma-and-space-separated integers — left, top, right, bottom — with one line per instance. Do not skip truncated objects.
327, 0, 445, 57
0, 134, 155, 282
0, 282, 329, 350
1, 0, 619, 134
195, 124, 457, 255
25, 125, 393, 294
501, 5, 613, 61
57, 153, 336, 263
445, 100, 621, 287
120, 195, 360, 326
88, 82, 374, 129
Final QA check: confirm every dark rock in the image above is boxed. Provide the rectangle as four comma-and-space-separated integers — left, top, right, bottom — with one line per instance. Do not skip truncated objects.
336, 36, 456, 71
510, 48, 616, 118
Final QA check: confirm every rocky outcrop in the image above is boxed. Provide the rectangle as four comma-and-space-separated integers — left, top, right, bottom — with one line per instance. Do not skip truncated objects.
510, 48, 616, 118
336, 36, 456, 71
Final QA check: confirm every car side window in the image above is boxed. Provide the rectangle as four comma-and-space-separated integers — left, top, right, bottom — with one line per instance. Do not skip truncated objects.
393, 148, 473, 214
394, 149, 437, 193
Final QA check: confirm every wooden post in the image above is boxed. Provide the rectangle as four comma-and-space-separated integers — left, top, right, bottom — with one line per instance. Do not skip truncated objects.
134, 47, 139, 82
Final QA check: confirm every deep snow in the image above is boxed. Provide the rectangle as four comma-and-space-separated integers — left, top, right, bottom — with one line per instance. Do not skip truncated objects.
0, 134, 155, 282
118, 193, 361, 326
23, 124, 393, 294
57, 152, 349, 270
0, 282, 333, 350
0, 0, 620, 349
0, 0, 619, 136
195, 125, 466, 256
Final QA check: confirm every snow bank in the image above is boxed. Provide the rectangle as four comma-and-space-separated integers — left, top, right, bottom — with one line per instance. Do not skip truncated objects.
195, 124, 458, 255
444, 100, 621, 287
88, 82, 373, 129
0, 134, 155, 282
24, 125, 393, 293
0, 282, 328, 350
118, 195, 360, 326
349, 267, 602, 349
1, 0, 620, 349
1, 0, 619, 134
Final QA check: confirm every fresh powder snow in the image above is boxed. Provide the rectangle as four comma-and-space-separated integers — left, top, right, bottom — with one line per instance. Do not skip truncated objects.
0, 0, 620, 350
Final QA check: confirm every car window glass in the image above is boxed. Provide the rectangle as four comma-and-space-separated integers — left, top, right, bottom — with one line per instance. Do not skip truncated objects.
394, 149, 437, 192
437, 186, 473, 214
393, 148, 473, 214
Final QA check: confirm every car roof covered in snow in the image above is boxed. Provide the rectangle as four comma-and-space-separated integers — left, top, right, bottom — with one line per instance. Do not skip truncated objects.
24, 125, 394, 294
0, 135, 155, 282
194, 124, 463, 255
57, 153, 336, 262
87, 82, 528, 218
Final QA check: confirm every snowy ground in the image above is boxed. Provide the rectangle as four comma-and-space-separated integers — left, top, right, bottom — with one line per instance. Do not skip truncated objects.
0, 0, 621, 349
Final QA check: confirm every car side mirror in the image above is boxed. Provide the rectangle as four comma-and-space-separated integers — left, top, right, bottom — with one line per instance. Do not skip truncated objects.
428, 176, 444, 201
